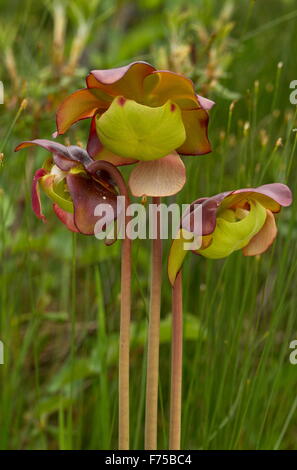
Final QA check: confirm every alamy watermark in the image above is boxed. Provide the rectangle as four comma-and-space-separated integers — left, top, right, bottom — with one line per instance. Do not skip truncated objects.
289, 80, 297, 105
0, 81, 3, 104
287, 79, 297, 131
289, 340, 297, 365
93, 198, 203, 250
0, 340, 4, 365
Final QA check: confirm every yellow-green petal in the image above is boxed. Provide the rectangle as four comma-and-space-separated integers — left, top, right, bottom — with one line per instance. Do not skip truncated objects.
197, 200, 266, 259
168, 229, 193, 285
96, 96, 186, 161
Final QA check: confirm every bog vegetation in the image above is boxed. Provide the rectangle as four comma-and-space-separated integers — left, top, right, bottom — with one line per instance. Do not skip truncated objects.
0, 0, 297, 450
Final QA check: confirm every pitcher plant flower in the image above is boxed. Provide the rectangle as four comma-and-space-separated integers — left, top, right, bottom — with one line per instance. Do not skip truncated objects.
15, 139, 132, 450
168, 183, 293, 285
15, 139, 120, 235
54, 61, 214, 449
55, 61, 215, 198
167, 183, 292, 450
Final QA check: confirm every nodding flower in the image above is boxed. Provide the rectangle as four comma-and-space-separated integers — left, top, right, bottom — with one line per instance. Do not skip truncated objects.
55, 61, 215, 198
168, 183, 293, 285
15, 139, 120, 236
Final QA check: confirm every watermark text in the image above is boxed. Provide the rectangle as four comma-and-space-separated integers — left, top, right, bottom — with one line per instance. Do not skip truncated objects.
94, 198, 203, 250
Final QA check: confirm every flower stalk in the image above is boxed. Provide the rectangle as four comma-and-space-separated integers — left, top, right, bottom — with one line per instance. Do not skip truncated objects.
118, 227, 131, 450
169, 270, 183, 450
145, 196, 162, 450
88, 161, 131, 450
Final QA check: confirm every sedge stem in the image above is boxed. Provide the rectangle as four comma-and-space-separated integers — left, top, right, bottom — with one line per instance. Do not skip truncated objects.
169, 270, 183, 450
145, 196, 162, 449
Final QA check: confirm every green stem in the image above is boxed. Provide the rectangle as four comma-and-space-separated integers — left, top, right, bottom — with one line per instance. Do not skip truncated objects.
88, 161, 131, 450
169, 270, 183, 450
145, 196, 162, 450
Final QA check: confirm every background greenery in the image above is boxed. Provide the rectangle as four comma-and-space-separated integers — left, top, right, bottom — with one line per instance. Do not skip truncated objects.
0, 0, 297, 450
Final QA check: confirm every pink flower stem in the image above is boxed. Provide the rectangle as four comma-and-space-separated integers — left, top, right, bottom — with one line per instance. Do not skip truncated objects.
145, 196, 162, 449
119, 225, 131, 450
169, 270, 183, 450
88, 161, 131, 450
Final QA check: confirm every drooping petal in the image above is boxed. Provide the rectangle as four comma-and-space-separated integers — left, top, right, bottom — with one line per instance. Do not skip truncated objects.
86, 61, 156, 102
177, 108, 211, 155
56, 88, 106, 135
243, 209, 277, 256
53, 204, 79, 233
128, 152, 186, 197
223, 183, 293, 213
66, 173, 118, 235
181, 192, 230, 236
249, 183, 292, 210
96, 96, 186, 161
32, 168, 48, 222
15, 139, 93, 170
197, 200, 267, 259
15, 139, 70, 158
143, 70, 199, 109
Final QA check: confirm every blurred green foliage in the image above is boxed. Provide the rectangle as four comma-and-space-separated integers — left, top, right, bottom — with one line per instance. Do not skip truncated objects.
0, 0, 297, 450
